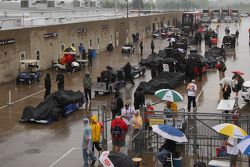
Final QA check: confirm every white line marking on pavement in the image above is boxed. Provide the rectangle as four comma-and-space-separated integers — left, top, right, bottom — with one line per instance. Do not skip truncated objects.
0, 105, 8, 110
196, 88, 204, 101
49, 148, 74, 167
0, 89, 45, 110
13, 89, 45, 104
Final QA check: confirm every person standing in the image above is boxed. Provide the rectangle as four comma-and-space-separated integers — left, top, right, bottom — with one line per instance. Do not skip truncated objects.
225, 137, 239, 167
56, 72, 64, 91
123, 62, 134, 85
222, 83, 231, 100
78, 43, 86, 59
90, 115, 102, 153
235, 30, 239, 40
121, 104, 135, 127
110, 91, 124, 119
232, 73, 244, 98
151, 40, 155, 54
83, 72, 92, 101
87, 48, 93, 66
220, 45, 226, 61
134, 87, 145, 110
44, 73, 51, 99
111, 116, 128, 152
82, 118, 96, 167
144, 102, 154, 131
131, 111, 142, 135
187, 79, 197, 112
139, 41, 143, 56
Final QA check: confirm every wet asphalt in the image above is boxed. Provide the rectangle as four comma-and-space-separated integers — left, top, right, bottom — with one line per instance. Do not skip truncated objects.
0, 18, 250, 167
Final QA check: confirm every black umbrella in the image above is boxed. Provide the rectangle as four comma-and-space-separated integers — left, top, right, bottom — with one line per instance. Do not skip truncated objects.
188, 53, 203, 60
64, 47, 74, 52
99, 151, 134, 167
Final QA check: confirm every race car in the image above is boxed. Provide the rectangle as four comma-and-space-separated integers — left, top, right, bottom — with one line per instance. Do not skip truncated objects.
20, 90, 84, 124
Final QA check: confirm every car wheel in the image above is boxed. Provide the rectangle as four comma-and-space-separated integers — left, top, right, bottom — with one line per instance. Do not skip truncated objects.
55, 66, 60, 71
27, 79, 31, 85
109, 86, 112, 93
16, 78, 20, 84
243, 99, 249, 103
51, 108, 63, 121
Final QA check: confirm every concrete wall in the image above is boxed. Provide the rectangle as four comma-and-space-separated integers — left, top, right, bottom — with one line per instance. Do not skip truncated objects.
0, 12, 182, 83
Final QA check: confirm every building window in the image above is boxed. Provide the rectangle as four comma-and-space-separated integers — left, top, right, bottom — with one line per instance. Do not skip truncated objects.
90, 39, 92, 47
61, 44, 65, 51
36, 50, 40, 60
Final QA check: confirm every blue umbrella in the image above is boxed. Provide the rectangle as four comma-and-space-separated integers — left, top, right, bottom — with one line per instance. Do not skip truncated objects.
237, 135, 250, 155
152, 124, 188, 143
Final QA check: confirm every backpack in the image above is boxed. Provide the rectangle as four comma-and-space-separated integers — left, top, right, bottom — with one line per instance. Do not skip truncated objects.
110, 98, 117, 111
112, 125, 122, 138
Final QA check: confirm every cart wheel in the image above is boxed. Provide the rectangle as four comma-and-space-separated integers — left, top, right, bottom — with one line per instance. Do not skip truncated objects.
37, 78, 40, 82
109, 86, 112, 93
16, 78, 20, 84
27, 79, 31, 85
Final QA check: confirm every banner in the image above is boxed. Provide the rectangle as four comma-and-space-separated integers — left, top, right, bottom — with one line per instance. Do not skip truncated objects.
99, 151, 115, 167
149, 118, 164, 127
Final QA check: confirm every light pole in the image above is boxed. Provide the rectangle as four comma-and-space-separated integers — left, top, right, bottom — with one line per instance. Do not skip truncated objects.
126, 0, 128, 18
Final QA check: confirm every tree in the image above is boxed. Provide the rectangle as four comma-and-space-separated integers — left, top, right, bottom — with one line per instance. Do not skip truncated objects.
130, 0, 144, 9
102, 0, 115, 8
144, 2, 155, 10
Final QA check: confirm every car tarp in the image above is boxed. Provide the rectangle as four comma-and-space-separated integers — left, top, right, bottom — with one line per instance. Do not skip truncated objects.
137, 72, 185, 94
21, 90, 84, 121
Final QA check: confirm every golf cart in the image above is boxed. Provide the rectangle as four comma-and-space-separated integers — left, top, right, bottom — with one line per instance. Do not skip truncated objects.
16, 59, 41, 85
53, 52, 81, 72
241, 81, 250, 102
121, 43, 135, 54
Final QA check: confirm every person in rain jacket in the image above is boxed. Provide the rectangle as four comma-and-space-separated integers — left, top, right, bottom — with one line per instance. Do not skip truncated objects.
90, 115, 102, 153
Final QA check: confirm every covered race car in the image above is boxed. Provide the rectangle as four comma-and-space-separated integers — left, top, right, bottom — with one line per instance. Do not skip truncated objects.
136, 72, 185, 94
20, 90, 84, 124
222, 35, 236, 48
139, 53, 163, 67
203, 47, 224, 68
187, 53, 207, 76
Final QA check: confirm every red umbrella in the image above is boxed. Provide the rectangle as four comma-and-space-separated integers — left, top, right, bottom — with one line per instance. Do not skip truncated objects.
232, 70, 244, 75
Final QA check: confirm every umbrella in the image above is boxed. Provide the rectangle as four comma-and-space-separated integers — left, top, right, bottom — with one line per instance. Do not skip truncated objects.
220, 77, 234, 87
99, 151, 134, 167
64, 47, 74, 52
237, 135, 250, 155
154, 89, 183, 102
232, 70, 244, 75
212, 123, 247, 139
70, 46, 77, 52
152, 124, 188, 143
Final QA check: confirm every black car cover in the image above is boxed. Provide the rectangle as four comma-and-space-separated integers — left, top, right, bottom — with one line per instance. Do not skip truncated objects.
136, 72, 185, 94
21, 90, 84, 121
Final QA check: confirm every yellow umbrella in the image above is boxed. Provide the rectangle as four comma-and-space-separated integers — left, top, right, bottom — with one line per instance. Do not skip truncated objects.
212, 123, 247, 139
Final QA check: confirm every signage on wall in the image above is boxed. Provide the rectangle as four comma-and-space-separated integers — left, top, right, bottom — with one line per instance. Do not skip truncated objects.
43, 32, 58, 39
0, 38, 15, 46
77, 28, 87, 33
101, 25, 109, 30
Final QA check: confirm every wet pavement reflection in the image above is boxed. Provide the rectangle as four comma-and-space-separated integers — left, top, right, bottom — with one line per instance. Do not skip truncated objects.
1, 18, 250, 167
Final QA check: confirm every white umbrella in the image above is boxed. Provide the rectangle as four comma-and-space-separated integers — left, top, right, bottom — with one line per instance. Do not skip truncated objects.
220, 77, 234, 87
